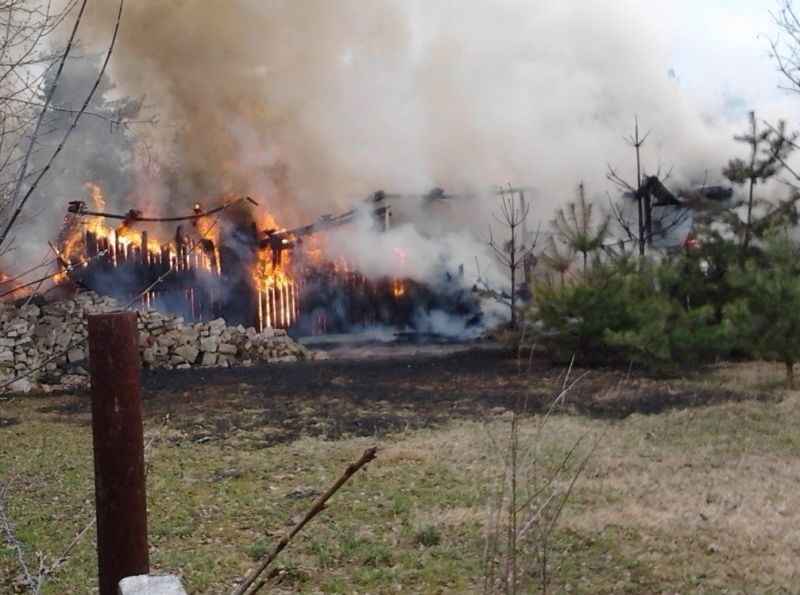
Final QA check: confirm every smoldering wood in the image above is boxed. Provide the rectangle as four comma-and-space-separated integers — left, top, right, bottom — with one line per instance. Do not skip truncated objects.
68, 229, 274, 331
59, 201, 480, 335
643, 175, 681, 207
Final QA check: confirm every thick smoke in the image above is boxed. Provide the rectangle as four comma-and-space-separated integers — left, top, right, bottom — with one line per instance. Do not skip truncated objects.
79, 1, 758, 213
16, 58, 140, 255
21, 1, 787, 308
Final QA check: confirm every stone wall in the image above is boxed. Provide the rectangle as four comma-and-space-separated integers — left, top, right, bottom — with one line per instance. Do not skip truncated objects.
0, 292, 311, 393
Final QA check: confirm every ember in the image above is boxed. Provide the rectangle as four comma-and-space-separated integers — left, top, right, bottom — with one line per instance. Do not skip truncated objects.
57, 189, 298, 330
53, 184, 479, 336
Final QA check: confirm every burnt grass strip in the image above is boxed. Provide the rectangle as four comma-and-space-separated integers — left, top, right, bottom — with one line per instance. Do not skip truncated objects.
29, 346, 765, 443
139, 347, 761, 443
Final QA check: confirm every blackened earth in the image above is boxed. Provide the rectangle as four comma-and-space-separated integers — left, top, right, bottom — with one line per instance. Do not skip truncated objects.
34, 341, 763, 446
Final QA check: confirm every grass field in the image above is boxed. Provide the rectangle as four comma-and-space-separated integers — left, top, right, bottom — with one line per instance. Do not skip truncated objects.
2, 360, 799, 593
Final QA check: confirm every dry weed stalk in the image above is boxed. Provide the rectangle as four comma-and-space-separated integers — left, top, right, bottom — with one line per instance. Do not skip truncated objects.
0, 481, 39, 592
232, 446, 378, 595
0, 413, 170, 593
483, 355, 603, 594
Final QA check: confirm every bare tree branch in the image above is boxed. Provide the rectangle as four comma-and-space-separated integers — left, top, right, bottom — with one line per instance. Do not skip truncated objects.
0, 0, 127, 250
484, 185, 539, 330
0, 0, 89, 248
232, 447, 379, 595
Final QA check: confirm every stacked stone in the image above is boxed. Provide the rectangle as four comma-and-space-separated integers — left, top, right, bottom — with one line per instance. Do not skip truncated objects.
0, 292, 310, 392
138, 312, 307, 369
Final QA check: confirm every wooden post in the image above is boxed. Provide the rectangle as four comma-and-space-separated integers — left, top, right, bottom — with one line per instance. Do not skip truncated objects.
87, 311, 149, 595
141, 231, 149, 266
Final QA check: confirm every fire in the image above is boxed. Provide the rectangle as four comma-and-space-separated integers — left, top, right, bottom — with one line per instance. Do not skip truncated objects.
253, 260, 298, 330
0, 272, 25, 301
25, 177, 485, 337
86, 181, 106, 210
251, 209, 298, 330
56, 182, 300, 330
84, 181, 114, 246
390, 247, 407, 297
392, 279, 406, 297
60, 183, 163, 267
55, 181, 106, 266
62, 183, 220, 270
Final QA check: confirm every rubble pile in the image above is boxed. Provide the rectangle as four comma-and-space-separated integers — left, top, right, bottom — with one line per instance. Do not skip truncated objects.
0, 292, 311, 392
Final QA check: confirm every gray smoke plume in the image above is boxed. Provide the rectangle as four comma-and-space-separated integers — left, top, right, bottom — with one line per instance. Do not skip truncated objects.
9, 56, 140, 271
10, 0, 785, 301
78, 1, 755, 217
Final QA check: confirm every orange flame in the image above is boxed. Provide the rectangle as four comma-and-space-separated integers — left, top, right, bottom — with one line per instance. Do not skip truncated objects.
392, 279, 406, 297
57, 182, 299, 330
0, 272, 25, 301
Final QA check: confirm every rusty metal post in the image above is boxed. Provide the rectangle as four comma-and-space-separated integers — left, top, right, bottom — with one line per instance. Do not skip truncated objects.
88, 311, 149, 595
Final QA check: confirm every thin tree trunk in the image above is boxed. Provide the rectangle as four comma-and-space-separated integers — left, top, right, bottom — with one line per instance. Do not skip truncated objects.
742, 113, 757, 256
634, 118, 644, 256
507, 415, 518, 594
582, 250, 587, 282
785, 356, 794, 388
510, 262, 516, 330
510, 216, 517, 331
743, 176, 755, 254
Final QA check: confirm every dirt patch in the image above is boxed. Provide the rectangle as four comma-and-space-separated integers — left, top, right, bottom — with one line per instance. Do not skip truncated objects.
36, 400, 90, 416
570, 378, 771, 417
139, 346, 533, 445
136, 346, 755, 443
0, 416, 19, 428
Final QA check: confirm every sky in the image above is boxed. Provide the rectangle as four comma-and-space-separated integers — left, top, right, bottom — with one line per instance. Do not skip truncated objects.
660, 0, 794, 123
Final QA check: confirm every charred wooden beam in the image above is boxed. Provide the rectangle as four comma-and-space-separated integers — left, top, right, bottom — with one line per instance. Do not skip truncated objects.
643, 176, 681, 207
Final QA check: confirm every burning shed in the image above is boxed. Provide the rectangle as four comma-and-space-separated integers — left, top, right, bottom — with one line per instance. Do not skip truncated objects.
54, 185, 482, 337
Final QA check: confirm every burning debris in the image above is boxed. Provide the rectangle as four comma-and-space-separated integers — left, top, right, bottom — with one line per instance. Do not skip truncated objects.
52, 184, 484, 338
643, 176, 734, 209
56, 189, 298, 331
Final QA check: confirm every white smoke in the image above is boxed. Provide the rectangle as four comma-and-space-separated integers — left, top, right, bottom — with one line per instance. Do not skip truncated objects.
11, 0, 791, 297
77, 1, 784, 208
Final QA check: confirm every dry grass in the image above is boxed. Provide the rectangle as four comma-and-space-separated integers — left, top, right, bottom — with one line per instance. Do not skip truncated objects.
1, 360, 800, 592
566, 397, 800, 591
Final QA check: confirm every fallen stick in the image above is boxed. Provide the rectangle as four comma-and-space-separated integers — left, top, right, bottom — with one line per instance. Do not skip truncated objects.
232, 446, 378, 595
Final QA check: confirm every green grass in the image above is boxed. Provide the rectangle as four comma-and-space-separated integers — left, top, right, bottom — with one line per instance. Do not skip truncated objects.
2, 361, 800, 593
390, 491, 413, 516
413, 525, 442, 547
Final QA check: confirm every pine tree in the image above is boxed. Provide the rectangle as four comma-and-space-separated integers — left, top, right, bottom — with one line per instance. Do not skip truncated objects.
725, 231, 800, 385
551, 183, 609, 280
486, 187, 538, 331
722, 111, 794, 255
540, 236, 574, 286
